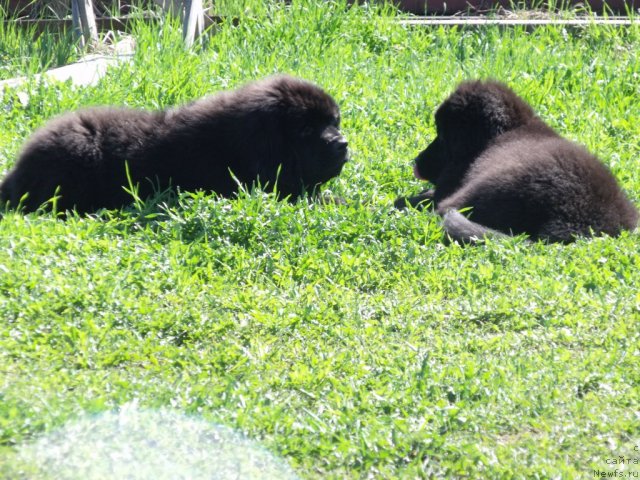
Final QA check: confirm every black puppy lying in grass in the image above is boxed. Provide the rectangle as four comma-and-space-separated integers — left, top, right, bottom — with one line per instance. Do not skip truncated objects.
395, 80, 638, 243
0, 75, 349, 214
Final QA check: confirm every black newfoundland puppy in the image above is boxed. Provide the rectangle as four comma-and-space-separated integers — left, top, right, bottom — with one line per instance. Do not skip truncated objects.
395, 80, 638, 243
0, 75, 348, 213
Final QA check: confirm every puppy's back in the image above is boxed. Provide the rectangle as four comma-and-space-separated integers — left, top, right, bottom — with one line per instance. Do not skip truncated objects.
1, 107, 164, 212
439, 132, 638, 242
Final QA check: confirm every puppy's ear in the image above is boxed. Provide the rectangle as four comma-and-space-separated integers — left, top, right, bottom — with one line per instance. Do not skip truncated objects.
437, 81, 531, 141
252, 123, 302, 198
256, 156, 301, 199
475, 90, 522, 138
230, 113, 286, 194
437, 93, 507, 139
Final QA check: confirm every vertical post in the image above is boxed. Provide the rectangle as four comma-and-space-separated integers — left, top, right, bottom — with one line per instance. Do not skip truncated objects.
183, 0, 204, 48
71, 0, 99, 48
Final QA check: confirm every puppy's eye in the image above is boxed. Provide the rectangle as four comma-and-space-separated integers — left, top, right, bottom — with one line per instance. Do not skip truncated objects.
300, 126, 314, 136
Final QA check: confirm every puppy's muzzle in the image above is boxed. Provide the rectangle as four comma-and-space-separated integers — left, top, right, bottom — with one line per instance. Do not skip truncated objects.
330, 136, 349, 159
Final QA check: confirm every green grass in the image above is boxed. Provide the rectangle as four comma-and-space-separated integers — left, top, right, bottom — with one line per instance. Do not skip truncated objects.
1, 1, 640, 478
0, 17, 79, 81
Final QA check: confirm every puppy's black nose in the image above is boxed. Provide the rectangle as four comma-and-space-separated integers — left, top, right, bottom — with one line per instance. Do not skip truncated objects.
331, 136, 348, 152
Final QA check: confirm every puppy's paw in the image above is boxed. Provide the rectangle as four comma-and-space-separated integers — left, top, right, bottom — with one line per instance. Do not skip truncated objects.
394, 189, 435, 210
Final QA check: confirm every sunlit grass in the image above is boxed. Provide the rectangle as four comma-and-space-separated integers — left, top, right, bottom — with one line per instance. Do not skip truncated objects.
1, 1, 639, 478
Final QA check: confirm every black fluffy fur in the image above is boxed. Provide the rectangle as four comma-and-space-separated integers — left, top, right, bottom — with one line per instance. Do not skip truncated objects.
0, 75, 349, 213
395, 80, 638, 243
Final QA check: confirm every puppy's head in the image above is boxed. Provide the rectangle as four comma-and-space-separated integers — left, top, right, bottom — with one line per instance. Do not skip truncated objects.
236, 76, 348, 197
414, 80, 535, 184
272, 76, 348, 193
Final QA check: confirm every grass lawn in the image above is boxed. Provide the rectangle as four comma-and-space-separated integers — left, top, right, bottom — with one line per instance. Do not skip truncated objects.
1, 1, 639, 478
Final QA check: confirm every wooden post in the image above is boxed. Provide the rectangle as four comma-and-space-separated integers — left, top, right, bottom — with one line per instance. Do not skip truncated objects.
183, 0, 204, 48
71, 0, 99, 48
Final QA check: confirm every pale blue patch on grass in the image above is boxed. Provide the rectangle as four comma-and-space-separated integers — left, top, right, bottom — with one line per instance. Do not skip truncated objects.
1, 1, 639, 478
